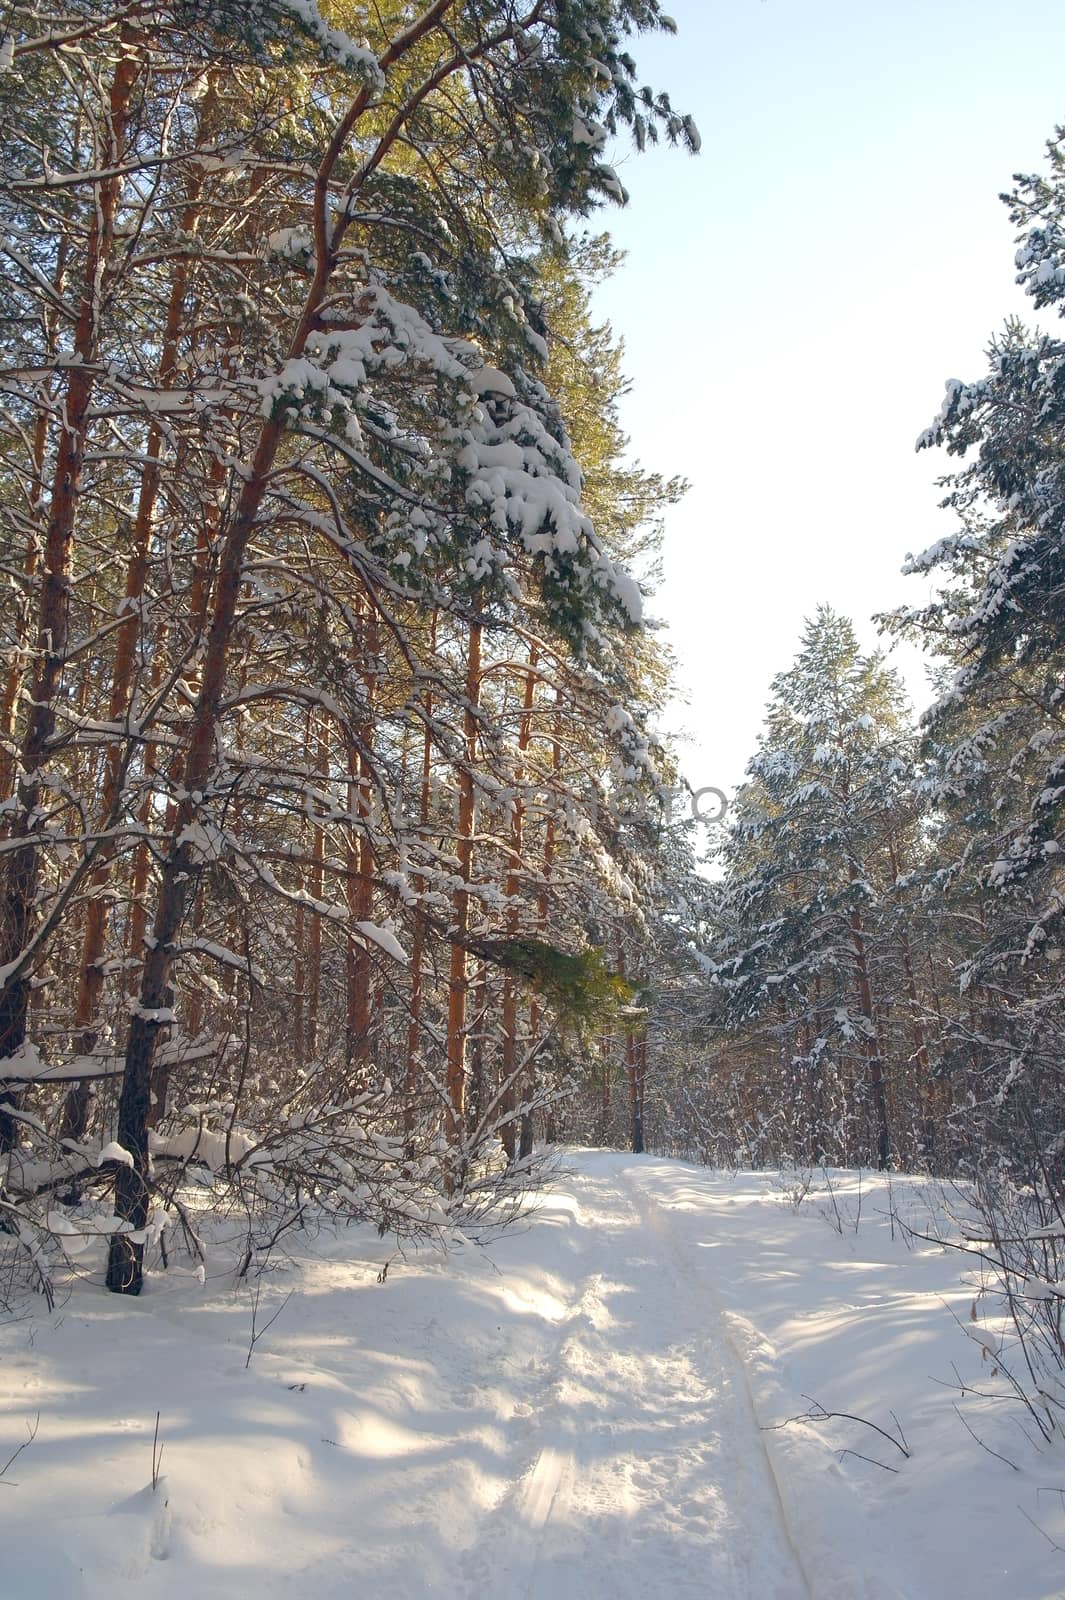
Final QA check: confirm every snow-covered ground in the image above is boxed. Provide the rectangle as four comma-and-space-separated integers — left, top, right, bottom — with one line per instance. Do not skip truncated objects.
2, 1152, 1063, 1598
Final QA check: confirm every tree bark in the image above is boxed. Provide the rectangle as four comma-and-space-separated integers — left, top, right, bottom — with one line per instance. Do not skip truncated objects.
848, 895, 890, 1169
0, 407, 49, 802
0, 53, 139, 1149
64, 167, 210, 1144
500, 647, 537, 1160
347, 609, 379, 1068
444, 618, 481, 1182
404, 613, 436, 1137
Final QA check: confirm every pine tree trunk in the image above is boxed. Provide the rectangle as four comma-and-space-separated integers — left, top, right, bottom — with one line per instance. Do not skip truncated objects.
347, 610, 378, 1069
848, 897, 890, 1169
517, 692, 562, 1162
106, 395, 294, 1291
0, 408, 49, 802
466, 964, 488, 1140
307, 719, 328, 1062
500, 647, 537, 1160
885, 833, 935, 1163
444, 618, 481, 1182
64, 171, 209, 1143
293, 901, 306, 1069
599, 1037, 612, 1144
0, 54, 138, 1149
627, 1029, 643, 1153
634, 1031, 647, 1154
404, 614, 436, 1137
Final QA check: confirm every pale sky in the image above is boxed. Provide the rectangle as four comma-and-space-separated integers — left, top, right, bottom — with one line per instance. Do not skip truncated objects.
592, 0, 1065, 805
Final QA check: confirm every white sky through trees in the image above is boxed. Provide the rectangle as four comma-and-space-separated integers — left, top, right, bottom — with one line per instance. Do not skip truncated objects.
592, 0, 1065, 804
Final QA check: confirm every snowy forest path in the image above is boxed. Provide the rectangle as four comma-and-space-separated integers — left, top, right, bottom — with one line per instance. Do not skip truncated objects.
459, 1151, 811, 1600
6, 1153, 1031, 1600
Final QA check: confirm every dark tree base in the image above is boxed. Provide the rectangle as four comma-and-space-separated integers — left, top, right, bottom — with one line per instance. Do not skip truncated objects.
106, 1233, 144, 1295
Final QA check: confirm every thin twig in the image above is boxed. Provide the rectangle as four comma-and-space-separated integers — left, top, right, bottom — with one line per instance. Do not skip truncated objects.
952, 1403, 1020, 1471
1019, 1504, 1065, 1555
0, 1412, 39, 1486
245, 1283, 294, 1368
151, 1410, 163, 1491
763, 1394, 910, 1457
838, 1447, 898, 1473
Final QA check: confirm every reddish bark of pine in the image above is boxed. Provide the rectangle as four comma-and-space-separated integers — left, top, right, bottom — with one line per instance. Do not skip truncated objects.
404, 615, 436, 1136
518, 691, 562, 1161
64, 174, 209, 1143
500, 648, 538, 1159
0, 408, 49, 801
444, 620, 481, 1180
0, 55, 138, 1148
347, 612, 379, 1067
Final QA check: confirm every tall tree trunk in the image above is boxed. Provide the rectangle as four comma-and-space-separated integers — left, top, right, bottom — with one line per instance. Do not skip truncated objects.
107, 404, 290, 1290
64, 170, 209, 1144
0, 54, 138, 1148
347, 609, 378, 1069
518, 690, 561, 1162
444, 618, 481, 1183
307, 719, 328, 1062
848, 893, 890, 1169
404, 613, 436, 1136
466, 963, 488, 1140
619, 943, 645, 1156
500, 647, 537, 1160
599, 1036, 612, 1144
885, 832, 935, 1164
632, 1028, 647, 1155
0, 407, 50, 801
293, 901, 307, 1069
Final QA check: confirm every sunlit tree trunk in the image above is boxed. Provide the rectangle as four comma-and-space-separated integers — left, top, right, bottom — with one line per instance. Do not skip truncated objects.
500, 646, 537, 1159
293, 901, 307, 1069
307, 719, 328, 1063
445, 617, 481, 1179
64, 169, 210, 1143
404, 613, 436, 1135
0, 407, 50, 802
347, 609, 379, 1069
518, 689, 561, 1161
0, 54, 138, 1148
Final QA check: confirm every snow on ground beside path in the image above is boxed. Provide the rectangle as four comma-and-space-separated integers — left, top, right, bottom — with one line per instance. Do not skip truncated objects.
1, 1152, 1064, 1599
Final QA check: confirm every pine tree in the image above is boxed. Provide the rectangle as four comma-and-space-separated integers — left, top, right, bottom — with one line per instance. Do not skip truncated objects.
708, 609, 927, 1169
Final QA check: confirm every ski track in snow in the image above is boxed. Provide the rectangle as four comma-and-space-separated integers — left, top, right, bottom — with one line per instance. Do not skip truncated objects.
463, 1154, 809, 1599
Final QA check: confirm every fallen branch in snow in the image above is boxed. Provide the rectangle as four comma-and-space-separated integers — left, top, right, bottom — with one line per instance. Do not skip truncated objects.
763, 1393, 911, 1470
0, 1412, 39, 1486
